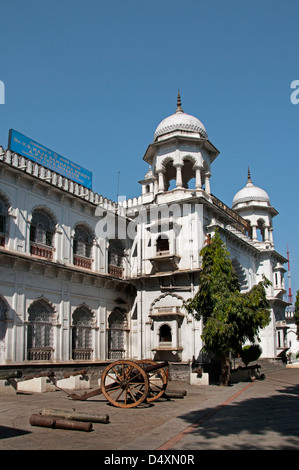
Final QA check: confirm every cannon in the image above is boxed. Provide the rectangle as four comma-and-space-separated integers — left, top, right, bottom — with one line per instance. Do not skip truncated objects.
68, 359, 169, 408
1, 360, 171, 409
0, 370, 23, 380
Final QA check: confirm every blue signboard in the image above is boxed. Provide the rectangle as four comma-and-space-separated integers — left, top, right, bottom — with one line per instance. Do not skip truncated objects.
8, 129, 92, 189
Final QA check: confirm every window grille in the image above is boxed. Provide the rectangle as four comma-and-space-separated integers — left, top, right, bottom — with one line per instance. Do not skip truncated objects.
27, 300, 54, 361
30, 210, 54, 247
73, 226, 92, 258
0, 198, 9, 246
108, 310, 126, 359
72, 307, 93, 360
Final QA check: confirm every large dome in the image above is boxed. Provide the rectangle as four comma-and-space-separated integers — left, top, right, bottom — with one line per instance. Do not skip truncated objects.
154, 92, 207, 141
232, 170, 270, 208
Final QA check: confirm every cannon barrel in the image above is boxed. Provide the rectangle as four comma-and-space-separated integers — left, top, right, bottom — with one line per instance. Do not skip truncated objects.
29, 414, 93, 432
41, 408, 109, 424
0, 370, 23, 380
142, 360, 168, 374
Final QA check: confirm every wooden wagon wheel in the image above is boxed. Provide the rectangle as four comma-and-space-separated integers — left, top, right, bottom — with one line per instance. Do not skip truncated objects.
136, 359, 168, 402
101, 360, 149, 408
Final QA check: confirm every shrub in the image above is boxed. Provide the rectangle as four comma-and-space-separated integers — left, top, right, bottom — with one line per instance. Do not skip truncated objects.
240, 344, 262, 366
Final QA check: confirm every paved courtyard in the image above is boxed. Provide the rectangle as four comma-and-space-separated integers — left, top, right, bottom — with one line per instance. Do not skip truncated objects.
0, 366, 299, 452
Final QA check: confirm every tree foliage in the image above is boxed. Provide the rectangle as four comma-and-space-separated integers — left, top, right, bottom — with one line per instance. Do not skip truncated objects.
184, 230, 271, 385
240, 344, 262, 366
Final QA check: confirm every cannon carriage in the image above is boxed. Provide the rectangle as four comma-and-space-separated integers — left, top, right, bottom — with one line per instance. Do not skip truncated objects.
69, 359, 169, 408
0, 359, 170, 409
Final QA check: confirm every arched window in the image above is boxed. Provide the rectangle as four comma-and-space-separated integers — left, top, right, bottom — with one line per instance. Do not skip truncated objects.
27, 299, 55, 361
182, 159, 195, 189
73, 225, 93, 269
72, 306, 93, 360
30, 209, 55, 259
0, 196, 9, 247
156, 235, 169, 253
257, 219, 265, 242
159, 324, 172, 343
108, 239, 125, 278
108, 309, 126, 359
164, 160, 176, 191
0, 297, 8, 363
245, 220, 253, 239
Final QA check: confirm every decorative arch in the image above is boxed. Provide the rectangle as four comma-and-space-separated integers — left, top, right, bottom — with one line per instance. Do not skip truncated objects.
108, 239, 125, 278
162, 158, 176, 191
256, 218, 266, 242
29, 207, 58, 259
159, 323, 172, 342
73, 223, 95, 268
156, 234, 169, 253
107, 308, 127, 360
149, 292, 185, 315
29, 205, 59, 227
181, 157, 196, 188
0, 191, 11, 246
71, 304, 95, 360
27, 297, 56, 361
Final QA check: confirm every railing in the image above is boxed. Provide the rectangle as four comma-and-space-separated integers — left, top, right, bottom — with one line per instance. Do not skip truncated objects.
73, 255, 92, 269
108, 350, 125, 360
108, 264, 124, 279
211, 194, 250, 234
27, 347, 53, 361
72, 348, 93, 360
30, 242, 53, 260
150, 306, 184, 318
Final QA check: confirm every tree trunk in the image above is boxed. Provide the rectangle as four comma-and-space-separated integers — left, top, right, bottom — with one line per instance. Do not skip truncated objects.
220, 354, 231, 386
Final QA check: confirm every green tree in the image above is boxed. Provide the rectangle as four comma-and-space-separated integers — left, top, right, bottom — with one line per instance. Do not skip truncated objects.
184, 230, 271, 386
295, 290, 299, 340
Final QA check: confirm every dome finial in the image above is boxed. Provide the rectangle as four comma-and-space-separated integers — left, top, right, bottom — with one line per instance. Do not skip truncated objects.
247, 167, 252, 183
176, 89, 184, 113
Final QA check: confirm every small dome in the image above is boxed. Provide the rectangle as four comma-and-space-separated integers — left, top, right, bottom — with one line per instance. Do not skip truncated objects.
232, 169, 270, 208
154, 91, 207, 141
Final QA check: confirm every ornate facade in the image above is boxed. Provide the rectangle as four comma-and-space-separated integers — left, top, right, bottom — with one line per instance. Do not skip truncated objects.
0, 94, 289, 367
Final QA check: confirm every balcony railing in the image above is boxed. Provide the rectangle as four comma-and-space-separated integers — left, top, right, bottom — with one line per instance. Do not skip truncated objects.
72, 348, 93, 361
73, 254, 92, 269
27, 347, 53, 361
108, 264, 124, 279
211, 194, 250, 234
108, 349, 125, 360
30, 242, 53, 260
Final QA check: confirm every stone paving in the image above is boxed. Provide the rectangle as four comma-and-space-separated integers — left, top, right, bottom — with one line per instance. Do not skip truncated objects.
0, 366, 299, 451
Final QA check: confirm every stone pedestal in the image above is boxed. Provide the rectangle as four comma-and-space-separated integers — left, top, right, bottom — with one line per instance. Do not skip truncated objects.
190, 372, 209, 385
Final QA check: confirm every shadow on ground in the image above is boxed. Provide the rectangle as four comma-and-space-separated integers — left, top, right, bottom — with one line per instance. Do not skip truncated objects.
0, 426, 31, 440
176, 378, 299, 450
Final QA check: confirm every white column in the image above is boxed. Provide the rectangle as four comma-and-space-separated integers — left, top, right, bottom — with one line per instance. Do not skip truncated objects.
195, 166, 202, 189
158, 170, 165, 192
175, 164, 183, 188
252, 224, 257, 240
204, 172, 211, 194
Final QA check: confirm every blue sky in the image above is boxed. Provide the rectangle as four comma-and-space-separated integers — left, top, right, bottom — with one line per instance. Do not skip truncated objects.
0, 0, 298, 298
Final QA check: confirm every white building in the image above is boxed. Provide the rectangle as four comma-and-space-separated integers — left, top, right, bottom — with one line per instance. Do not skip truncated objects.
0, 94, 289, 370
